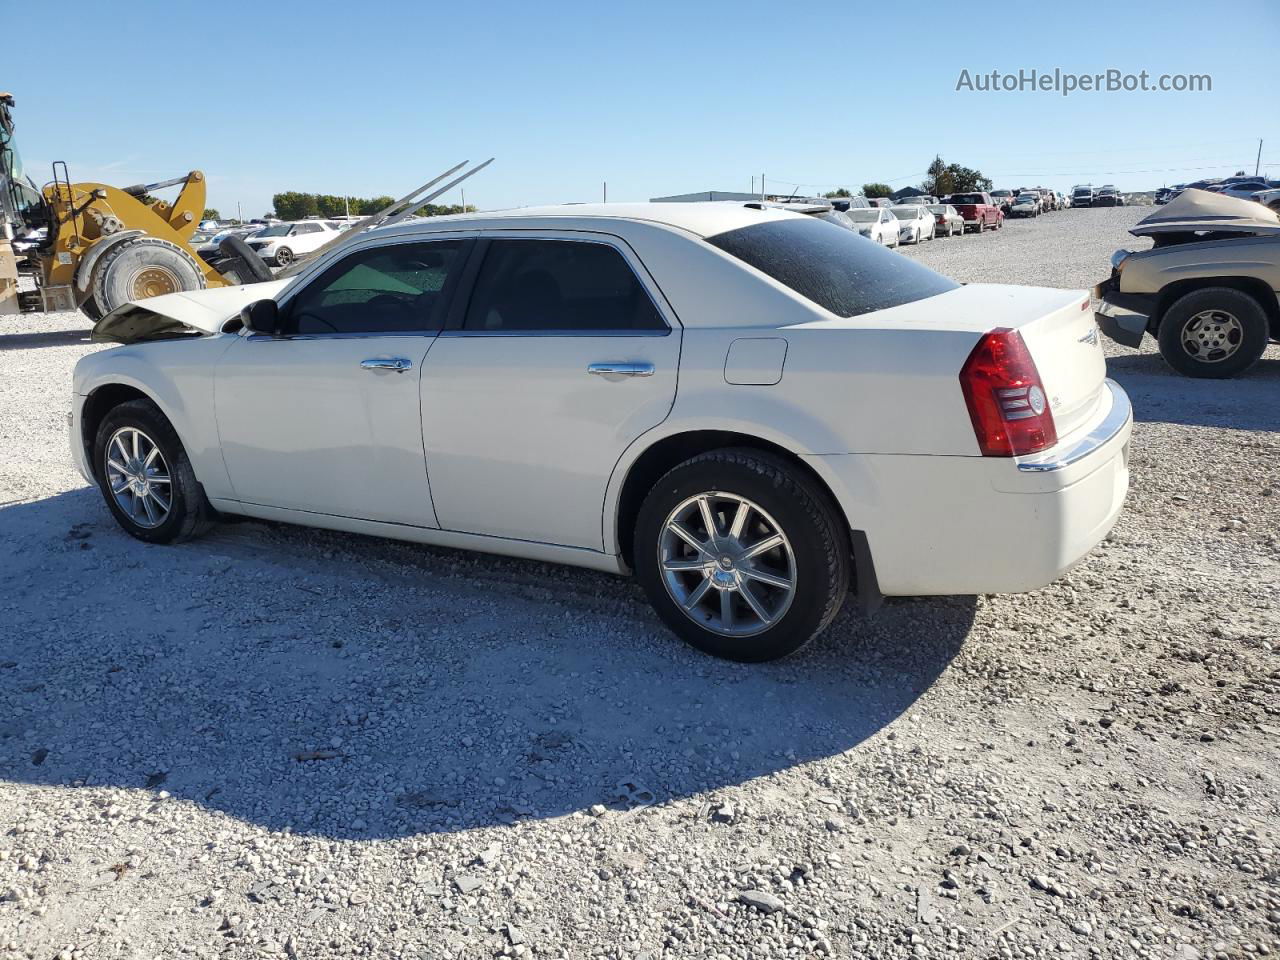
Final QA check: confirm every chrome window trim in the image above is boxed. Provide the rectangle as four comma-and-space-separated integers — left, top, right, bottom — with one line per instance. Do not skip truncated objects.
1015, 379, 1131, 473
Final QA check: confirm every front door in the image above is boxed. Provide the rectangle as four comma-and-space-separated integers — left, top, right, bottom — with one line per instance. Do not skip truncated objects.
420, 235, 680, 550
214, 237, 469, 527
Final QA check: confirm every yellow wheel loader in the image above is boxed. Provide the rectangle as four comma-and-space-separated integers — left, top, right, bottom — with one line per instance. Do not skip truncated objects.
1, 92, 269, 318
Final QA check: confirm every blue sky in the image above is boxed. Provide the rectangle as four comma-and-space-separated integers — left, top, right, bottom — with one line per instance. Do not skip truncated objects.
9, 0, 1279, 216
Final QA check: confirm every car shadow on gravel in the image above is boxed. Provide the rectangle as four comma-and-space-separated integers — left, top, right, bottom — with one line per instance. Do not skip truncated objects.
0, 488, 975, 840
1108, 352, 1280, 432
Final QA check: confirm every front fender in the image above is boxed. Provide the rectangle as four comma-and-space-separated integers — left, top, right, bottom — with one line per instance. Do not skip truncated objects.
73, 337, 237, 498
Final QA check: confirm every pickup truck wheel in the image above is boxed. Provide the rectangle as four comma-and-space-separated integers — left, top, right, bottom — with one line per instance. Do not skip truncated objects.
1157, 287, 1270, 378
977, 220, 985, 233
634, 449, 850, 662
93, 399, 214, 543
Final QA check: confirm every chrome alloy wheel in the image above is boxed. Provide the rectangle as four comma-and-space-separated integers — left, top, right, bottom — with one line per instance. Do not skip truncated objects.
658, 492, 797, 638
104, 426, 172, 528
1181, 310, 1244, 363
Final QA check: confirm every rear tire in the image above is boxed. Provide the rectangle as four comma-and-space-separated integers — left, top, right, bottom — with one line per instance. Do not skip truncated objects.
1156, 287, 1270, 379
92, 237, 205, 316
93, 399, 214, 543
634, 449, 850, 662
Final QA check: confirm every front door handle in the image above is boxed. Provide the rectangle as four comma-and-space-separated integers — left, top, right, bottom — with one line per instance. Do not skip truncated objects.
360, 357, 413, 373
588, 362, 654, 378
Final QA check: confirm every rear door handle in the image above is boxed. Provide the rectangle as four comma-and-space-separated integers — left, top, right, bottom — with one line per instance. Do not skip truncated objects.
588, 362, 654, 378
360, 357, 413, 373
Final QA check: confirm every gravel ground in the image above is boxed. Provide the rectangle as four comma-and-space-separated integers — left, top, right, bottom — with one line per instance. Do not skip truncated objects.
1, 206, 1277, 960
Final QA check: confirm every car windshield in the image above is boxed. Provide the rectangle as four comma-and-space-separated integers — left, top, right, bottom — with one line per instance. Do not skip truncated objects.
890, 207, 917, 218
848, 210, 879, 222
1017, 195, 1037, 202
256, 224, 292, 237
991, 190, 1011, 197
706, 218, 959, 318
926, 205, 946, 214
949, 194, 984, 205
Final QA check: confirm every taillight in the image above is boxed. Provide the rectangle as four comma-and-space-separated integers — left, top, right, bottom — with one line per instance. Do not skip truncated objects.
959, 328, 1058, 457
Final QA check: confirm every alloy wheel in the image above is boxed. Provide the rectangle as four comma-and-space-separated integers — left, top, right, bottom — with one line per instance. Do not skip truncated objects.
657, 492, 796, 638
104, 426, 172, 528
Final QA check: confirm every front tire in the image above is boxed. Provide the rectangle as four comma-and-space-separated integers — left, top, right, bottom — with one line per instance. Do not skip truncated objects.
634, 449, 850, 662
93, 399, 214, 543
1156, 288, 1270, 378
274, 246, 295, 268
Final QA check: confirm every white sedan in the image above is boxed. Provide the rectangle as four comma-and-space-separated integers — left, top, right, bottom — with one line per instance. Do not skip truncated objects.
890, 205, 936, 243
847, 207, 900, 246
73, 203, 1132, 662
244, 220, 343, 267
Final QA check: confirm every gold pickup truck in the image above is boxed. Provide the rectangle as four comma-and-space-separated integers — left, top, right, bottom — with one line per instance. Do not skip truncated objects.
1095, 190, 1280, 378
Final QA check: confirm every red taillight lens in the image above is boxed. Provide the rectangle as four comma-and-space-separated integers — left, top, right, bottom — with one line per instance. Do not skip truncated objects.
959, 328, 1058, 457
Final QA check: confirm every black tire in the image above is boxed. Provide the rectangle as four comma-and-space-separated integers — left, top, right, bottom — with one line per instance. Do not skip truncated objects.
216, 235, 274, 283
92, 237, 206, 316
633, 449, 850, 662
1156, 287, 1271, 379
274, 246, 295, 268
93, 399, 214, 543
79, 295, 103, 322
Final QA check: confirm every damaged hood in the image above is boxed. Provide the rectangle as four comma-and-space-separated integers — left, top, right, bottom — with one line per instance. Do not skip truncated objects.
1131, 188, 1280, 237
92, 278, 294, 343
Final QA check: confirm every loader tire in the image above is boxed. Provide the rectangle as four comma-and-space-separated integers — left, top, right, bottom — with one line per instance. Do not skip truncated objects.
92, 237, 206, 316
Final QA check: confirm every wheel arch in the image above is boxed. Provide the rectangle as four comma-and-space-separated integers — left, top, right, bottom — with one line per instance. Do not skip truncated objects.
1151, 277, 1280, 339
606, 428, 879, 607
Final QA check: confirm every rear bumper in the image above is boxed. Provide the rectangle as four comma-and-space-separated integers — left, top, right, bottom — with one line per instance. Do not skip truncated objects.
808, 380, 1132, 596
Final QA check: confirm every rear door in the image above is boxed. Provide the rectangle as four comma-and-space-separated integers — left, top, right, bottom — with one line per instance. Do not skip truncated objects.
419, 233, 681, 550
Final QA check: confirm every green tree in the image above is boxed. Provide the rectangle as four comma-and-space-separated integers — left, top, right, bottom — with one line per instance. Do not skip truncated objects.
861, 182, 892, 198
272, 191, 319, 220
923, 155, 954, 198
945, 163, 992, 193
822, 188, 852, 198
202, 207, 220, 220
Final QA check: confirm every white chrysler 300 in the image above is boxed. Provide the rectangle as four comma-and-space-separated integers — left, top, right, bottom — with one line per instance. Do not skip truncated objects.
71, 203, 1132, 662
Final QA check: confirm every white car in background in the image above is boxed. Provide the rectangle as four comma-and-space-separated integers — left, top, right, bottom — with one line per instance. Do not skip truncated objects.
72, 202, 1131, 663
891, 205, 936, 243
848, 207, 900, 246
245, 220, 342, 267
1010, 193, 1042, 218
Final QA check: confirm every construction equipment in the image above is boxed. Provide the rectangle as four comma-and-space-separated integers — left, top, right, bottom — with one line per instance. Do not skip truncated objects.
1, 91, 493, 319
0, 92, 267, 317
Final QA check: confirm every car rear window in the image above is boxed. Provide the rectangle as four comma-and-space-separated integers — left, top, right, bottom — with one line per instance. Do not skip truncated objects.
706, 218, 959, 318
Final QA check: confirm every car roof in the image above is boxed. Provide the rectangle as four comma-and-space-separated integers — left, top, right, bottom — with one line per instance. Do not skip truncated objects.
363, 202, 802, 241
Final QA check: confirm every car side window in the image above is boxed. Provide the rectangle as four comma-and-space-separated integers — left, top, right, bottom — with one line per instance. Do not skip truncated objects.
462, 239, 666, 333
285, 240, 463, 335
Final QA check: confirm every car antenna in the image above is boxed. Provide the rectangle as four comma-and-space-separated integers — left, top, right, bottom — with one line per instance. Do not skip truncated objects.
278, 158, 495, 277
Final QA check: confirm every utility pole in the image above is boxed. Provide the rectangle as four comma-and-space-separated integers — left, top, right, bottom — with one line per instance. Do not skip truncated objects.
344, 196, 350, 219
761, 173, 765, 202
236, 201, 242, 223
1256, 139, 1263, 176
751, 176, 755, 196
461, 187, 466, 211
603, 181, 607, 203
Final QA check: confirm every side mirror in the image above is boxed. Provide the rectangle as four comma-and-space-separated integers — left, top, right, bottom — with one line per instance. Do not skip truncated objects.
240, 299, 280, 336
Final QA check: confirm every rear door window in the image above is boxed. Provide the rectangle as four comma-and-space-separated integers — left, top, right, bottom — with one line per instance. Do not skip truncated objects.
706, 218, 958, 318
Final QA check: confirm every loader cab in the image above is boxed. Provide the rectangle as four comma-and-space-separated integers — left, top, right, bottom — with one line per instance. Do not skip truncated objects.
0, 93, 50, 239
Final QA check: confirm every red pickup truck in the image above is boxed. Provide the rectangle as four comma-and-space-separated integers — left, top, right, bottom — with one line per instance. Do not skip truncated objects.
944, 192, 1003, 233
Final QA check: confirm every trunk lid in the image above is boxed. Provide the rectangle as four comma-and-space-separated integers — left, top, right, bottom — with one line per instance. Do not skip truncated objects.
998, 289, 1107, 440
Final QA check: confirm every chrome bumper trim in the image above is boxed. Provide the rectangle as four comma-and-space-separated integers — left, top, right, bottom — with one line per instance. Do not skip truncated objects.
1016, 379, 1131, 473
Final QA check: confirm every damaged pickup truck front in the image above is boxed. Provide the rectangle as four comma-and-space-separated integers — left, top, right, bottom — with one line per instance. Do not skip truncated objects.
1094, 189, 1280, 378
